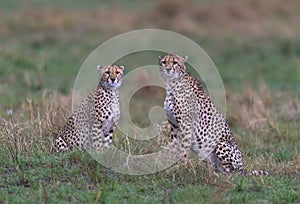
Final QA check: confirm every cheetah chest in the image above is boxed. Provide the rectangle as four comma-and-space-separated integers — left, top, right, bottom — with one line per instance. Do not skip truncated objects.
101, 100, 120, 133
164, 97, 178, 127
110, 102, 120, 123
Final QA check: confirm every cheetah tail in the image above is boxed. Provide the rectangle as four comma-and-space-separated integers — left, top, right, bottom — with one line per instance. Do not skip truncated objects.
241, 169, 269, 176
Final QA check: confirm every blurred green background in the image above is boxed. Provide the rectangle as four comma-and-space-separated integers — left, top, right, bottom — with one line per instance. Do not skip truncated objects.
1, 0, 299, 109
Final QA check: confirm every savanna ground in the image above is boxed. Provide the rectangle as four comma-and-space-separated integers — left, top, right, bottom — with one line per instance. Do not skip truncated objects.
0, 0, 300, 203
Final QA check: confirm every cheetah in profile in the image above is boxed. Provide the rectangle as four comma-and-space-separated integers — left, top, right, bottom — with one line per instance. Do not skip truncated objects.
159, 53, 268, 175
54, 65, 124, 152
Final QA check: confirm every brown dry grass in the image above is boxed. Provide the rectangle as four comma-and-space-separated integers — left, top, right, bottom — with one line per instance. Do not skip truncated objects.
1, 0, 299, 41
227, 81, 300, 136
0, 91, 72, 161
148, 0, 300, 39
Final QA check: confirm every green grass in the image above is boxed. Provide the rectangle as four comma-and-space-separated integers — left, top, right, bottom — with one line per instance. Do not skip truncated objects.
1, 150, 299, 203
1, 0, 300, 203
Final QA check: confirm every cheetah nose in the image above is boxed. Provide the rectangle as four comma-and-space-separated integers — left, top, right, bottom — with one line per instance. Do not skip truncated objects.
111, 78, 116, 82
166, 68, 171, 73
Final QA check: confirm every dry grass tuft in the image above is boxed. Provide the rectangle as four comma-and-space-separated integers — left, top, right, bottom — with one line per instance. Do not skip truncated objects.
227, 82, 272, 132
0, 91, 72, 163
227, 81, 299, 133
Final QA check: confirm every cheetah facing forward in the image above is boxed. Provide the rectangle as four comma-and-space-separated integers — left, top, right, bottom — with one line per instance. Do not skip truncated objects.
55, 65, 124, 151
159, 54, 268, 175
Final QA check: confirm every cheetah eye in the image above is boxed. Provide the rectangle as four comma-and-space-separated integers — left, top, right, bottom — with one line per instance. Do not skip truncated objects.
161, 60, 166, 66
116, 71, 120, 74
105, 71, 110, 74
173, 61, 178, 66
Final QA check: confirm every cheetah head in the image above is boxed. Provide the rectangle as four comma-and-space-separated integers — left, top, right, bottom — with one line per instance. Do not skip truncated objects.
97, 65, 124, 89
159, 54, 188, 81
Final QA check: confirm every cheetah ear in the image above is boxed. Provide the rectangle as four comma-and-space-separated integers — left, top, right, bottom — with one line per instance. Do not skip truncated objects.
120, 65, 124, 70
184, 56, 188, 62
97, 65, 103, 71
158, 56, 163, 64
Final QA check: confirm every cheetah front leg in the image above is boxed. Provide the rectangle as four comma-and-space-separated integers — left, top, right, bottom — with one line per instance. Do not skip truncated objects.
177, 122, 193, 165
165, 102, 193, 164
91, 123, 104, 151
103, 128, 114, 149
167, 120, 193, 165
168, 120, 179, 145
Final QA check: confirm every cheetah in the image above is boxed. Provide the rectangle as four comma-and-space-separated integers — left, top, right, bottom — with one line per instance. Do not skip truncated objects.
54, 65, 124, 152
159, 53, 268, 175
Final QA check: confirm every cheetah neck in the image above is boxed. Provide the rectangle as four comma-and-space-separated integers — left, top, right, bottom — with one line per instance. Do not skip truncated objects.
163, 73, 207, 99
163, 75, 183, 91
97, 83, 119, 100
